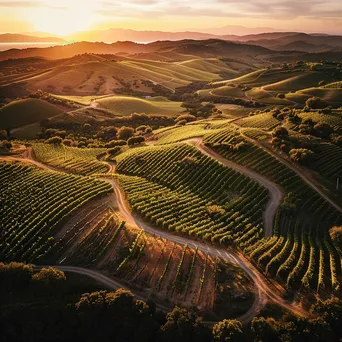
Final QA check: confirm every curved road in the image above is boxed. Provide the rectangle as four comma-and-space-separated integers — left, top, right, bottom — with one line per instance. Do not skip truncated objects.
105, 177, 306, 322
236, 126, 342, 213
1, 145, 307, 323
184, 138, 284, 238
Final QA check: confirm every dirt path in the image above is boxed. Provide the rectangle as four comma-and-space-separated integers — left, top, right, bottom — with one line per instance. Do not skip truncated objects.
2, 146, 307, 323
34, 265, 172, 311
106, 178, 307, 323
184, 138, 284, 238
236, 127, 342, 213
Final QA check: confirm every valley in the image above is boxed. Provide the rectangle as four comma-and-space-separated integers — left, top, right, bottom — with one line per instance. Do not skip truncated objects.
1, 33, 342, 342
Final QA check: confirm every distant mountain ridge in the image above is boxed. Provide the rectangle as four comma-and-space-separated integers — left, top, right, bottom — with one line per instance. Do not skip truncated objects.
0, 39, 281, 62
0, 34, 65, 43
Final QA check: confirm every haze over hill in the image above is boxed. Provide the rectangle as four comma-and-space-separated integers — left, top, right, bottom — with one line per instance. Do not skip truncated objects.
0, 34, 64, 43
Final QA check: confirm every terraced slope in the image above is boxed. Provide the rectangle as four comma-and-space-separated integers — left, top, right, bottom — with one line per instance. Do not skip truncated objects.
0, 160, 112, 262
203, 125, 342, 292
116, 143, 269, 244
32, 143, 109, 175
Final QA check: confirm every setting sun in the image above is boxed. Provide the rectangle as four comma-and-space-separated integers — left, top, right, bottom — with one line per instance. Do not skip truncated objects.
31, 5, 96, 36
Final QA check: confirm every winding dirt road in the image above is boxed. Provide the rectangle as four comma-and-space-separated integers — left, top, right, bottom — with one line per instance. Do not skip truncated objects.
1, 145, 307, 323
236, 127, 342, 213
184, 138, 284, 238
106, 177, 306, 323
34, 265, 172, 312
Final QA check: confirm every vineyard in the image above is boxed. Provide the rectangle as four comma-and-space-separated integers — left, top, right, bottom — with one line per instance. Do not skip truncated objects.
154, 123, 222, 145
116, 143, 268, 245
311, 143, 342, 186
298, 110, 342, 130
235, 113, 280, 130
202, 125, 342, 292
0, 160, 112, 262
32, 143, 109, 175
50, 202, 254, 318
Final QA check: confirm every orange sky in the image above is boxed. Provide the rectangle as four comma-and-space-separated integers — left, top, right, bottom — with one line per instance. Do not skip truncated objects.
0, 0, 342, 36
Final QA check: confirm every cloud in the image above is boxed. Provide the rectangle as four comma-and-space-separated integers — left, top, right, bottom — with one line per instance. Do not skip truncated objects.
93, 0, 342, 21
0, 1, 42, 7
1, 0, 342, 23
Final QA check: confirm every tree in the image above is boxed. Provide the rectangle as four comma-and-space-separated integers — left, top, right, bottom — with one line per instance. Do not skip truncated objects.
314, 123, 333, 138
272, 127, 288, 139
62, 139, 73, 146
289, 148, 315, 165
310, 297, 342, 339
329, 226, 342, 251
251, 317, 280, 342
75, 289, 158, 341
105, 140, 127, 148
46, 136, 63, 145
0, 262, 33, 291
160, 306, 207, 342
127, 136, 145, 146
305, 97, 328, 109
118, 126, 134, 140
0, 129, 7, 140
175, 114, 197, 123
32, 267, 66, 287
212, 319, 244, 342
83, 123, 91, 132
97, 126, 117, 141
107, 146, 121, 156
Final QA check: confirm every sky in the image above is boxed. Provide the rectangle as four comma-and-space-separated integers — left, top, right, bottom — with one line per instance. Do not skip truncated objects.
1, 0, 342, 36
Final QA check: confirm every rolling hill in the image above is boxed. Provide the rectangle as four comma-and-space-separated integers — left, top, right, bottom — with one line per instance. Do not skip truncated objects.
5, 56, 254, 96
96, 96, 183, 116
0, 98, 62, 129
0, 33, 64, 43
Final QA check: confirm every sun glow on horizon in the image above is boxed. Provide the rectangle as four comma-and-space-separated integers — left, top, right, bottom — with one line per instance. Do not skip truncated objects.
30, 4, 97, 36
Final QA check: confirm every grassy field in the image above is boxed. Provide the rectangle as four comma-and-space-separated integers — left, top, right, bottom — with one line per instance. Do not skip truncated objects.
296, 88, 342, 104
246, 88, 292, 105
210, 86, 246, 97
52, 94, 104, 105
97, 96, 184, 116
21, 58, 232, 95
0, 98, 62, 129
11, 122, 41, 139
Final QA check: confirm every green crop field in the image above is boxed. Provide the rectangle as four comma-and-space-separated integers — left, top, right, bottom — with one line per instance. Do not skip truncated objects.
32, 143, 109, 175
0, 160, 112, 262
2, 50, 342, 338
203, 125, 342, 291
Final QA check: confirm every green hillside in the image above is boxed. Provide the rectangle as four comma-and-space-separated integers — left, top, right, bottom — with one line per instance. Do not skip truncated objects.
97, 96, 183, 116
0, 98, 62, 129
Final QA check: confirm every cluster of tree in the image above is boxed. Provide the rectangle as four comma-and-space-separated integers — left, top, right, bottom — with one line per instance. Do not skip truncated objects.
1, 261, 342, 341
329, 226, 342, 252
170, 82, 211, 101
127, 136, 145, 146
305, 97, 329, 110
40, 113, 174, 144
29, 91, 79, 109
175, 114, 197, 126
0, 129, 8, 140
181, 99, 216, 118
289, 148, 315, 165
0, 140, 12, 154
271, 127, 316, 164
43, 124, 151, 148
273, 114, 342, 153
199, 95, 263, 108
